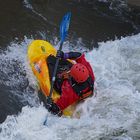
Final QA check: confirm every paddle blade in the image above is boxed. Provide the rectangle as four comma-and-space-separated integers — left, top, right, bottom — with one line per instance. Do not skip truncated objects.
60, 12, 71, 42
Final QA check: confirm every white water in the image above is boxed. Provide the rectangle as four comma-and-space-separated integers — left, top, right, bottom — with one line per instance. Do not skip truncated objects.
0, 37, 39, 106
0, 34, 140, 140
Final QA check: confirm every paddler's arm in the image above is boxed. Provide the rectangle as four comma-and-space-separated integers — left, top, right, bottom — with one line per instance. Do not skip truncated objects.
38, 91, 62, 116
44, 97, 62, 116
56, 50, 81, 60
57, 51, 95, 80
64, 52, 81, 59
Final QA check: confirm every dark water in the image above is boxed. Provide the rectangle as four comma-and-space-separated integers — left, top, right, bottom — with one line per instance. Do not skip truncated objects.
0, 0, 140, 123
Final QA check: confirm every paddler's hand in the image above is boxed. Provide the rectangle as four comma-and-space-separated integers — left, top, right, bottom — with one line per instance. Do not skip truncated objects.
45, 97, 62, 116
45, 97, 53, 109
56, 50, 64, 58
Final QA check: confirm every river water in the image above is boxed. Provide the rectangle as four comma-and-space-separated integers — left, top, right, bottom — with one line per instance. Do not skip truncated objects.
0, 0, 140, 140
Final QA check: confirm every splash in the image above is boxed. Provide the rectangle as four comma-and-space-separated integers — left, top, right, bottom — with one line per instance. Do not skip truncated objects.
0, 34, 140, 139
0, 37, 38, 106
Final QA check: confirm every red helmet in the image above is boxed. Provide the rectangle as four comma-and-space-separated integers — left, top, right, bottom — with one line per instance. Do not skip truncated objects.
70, 63, 89, 83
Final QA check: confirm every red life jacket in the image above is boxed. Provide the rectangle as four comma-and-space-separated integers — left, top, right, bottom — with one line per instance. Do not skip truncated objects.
47, 55, 94, 99
69, 76, 94, 100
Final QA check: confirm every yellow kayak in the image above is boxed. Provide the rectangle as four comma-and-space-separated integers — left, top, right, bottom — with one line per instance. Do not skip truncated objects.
27, 40, 76, 116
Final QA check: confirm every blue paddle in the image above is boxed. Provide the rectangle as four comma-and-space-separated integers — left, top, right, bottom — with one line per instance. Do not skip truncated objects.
48, 12, 71, 99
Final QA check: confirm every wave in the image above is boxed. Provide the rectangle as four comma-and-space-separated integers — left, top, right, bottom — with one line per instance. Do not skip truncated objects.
0, 33, 140, 139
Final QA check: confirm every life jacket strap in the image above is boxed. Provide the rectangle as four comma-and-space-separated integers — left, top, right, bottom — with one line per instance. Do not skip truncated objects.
70, 76, 94, 99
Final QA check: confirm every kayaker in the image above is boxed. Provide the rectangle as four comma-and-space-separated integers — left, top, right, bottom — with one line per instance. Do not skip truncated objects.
40, 51, 95, 116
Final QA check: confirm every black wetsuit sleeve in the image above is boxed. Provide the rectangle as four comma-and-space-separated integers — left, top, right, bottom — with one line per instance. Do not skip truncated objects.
64, 52, 81, 59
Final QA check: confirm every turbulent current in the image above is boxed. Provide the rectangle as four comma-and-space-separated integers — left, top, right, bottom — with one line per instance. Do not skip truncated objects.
0, 34, 140, 140
0, 0, 140, 140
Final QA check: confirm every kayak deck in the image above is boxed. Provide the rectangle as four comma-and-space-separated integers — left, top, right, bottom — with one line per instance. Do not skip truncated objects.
27, 40, 76, 116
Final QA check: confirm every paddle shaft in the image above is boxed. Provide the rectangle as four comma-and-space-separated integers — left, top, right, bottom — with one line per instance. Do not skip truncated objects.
48, 12, 71, 99
48, 41, 63, 98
